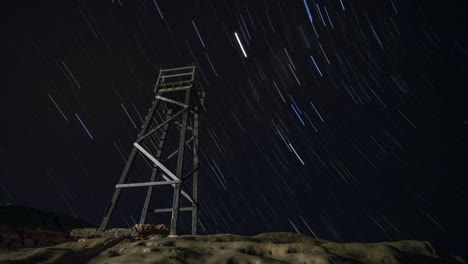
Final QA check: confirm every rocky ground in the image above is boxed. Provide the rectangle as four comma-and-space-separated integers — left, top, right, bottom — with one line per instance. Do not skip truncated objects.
0, 225, 465, 264
0, 206, 464, 264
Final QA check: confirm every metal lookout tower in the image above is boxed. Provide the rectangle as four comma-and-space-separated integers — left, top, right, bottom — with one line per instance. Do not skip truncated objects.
99, 65, 205, 236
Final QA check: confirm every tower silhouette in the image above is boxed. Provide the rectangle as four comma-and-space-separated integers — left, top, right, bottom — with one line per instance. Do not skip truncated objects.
99, 65, 205, 236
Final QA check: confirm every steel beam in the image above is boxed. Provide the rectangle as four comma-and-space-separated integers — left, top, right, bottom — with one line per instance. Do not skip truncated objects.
116, 181, 179, 188
160, 72, 193, 78
158, 85, 192, 93
160, 66, 195, 72
154, 207, 192, 213
192, 106, 199, 235
155, 95, 189, 108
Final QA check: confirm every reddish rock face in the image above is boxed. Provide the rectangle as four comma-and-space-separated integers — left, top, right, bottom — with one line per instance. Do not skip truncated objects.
0, 224, 75, 249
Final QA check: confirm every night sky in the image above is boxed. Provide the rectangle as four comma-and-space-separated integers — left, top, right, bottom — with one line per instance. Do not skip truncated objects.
1, 0, 466, 259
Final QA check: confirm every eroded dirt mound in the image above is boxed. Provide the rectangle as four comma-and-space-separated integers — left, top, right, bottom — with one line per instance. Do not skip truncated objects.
0, 231, 464, 264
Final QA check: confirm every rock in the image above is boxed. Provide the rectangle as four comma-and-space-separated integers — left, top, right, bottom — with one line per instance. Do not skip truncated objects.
23, 238, 35, 248
0, 239, 12, 248
70, 224, 186, 240
132, 224, 174, 236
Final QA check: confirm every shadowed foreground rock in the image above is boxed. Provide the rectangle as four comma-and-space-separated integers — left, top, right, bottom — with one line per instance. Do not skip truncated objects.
0, 225, 72, 249
0, 229, 464, 264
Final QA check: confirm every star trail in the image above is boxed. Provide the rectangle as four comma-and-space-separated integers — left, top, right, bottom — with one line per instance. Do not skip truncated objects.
0, 0, 466, 259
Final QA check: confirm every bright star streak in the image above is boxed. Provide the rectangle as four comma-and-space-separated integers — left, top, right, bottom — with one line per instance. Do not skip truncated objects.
310, 55, 323, 77
303, 0, 313, 24
152, 0, 164, 19
75, 113, 94, 140
234, 32, 247, 58
48, 94, 68, 122
192, 20, 205, 48
289, 143, 305, 165
310, 102, 325, 123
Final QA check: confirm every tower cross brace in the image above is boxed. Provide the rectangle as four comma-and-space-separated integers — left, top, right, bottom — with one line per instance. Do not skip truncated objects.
99, 65, 205, 236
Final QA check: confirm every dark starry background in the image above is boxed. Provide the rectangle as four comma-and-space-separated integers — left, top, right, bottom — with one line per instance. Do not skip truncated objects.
0, 0, 466, 259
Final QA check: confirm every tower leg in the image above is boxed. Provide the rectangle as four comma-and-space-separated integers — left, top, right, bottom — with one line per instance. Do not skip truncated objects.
170, 90, 191, 236
139, 167, 158, 224
170, 185, 182, 236
192, 107, 199, 235
99, 147, 138, 230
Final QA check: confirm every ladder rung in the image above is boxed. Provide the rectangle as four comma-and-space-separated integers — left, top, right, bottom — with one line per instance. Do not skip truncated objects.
160, 66, 195, 72
157, 80, 192, 87
116, 181, 180, 188
155, 95, 188, 108
153, 207, 193, 213
161, 72, 193, 78
158, 85, 192, 93
173, 121, 193, 131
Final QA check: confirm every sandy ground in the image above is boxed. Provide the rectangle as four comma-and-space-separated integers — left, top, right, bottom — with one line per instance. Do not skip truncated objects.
0, 230, 465, 264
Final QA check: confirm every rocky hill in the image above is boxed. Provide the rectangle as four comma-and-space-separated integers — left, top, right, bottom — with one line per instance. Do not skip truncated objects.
0, 204, 94, 232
